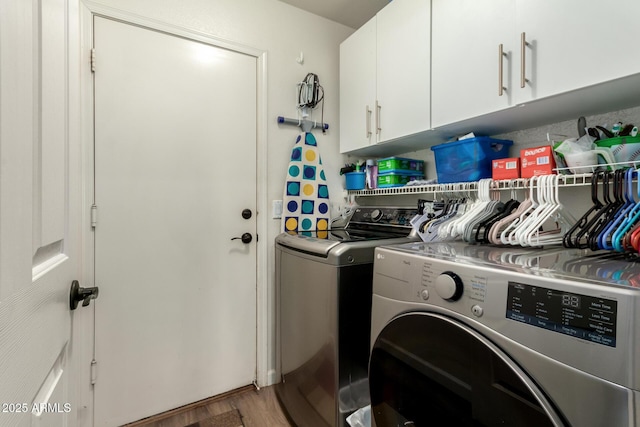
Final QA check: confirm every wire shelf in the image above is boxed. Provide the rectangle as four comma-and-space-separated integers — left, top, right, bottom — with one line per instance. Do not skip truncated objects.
348, 173, 595, 197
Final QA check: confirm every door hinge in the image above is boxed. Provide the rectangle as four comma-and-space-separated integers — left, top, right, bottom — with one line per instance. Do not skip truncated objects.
91, 204, 97, 228
90, 359, 97, 385
91, 48, 96, 72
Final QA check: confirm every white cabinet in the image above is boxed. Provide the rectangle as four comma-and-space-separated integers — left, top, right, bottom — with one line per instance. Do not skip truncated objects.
340, 0, 430, 154
432, 0, 640, 128
431, 0, 514, 127
340, 17, 376, 153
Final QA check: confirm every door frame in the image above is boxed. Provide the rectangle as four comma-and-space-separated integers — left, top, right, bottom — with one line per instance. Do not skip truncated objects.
78, 0, 270, 418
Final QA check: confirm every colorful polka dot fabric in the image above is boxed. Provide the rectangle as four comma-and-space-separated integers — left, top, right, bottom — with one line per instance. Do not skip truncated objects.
282, 132, 330, 237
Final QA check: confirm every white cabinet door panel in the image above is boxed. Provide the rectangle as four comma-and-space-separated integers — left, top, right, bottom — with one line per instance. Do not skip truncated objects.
340, 17, 377, 153
516, 0, 640, 103
432, 0, 514, 127
376, 0, 431, 141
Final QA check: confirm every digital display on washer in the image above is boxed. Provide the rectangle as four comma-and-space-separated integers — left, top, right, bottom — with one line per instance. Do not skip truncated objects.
506, 282, 617, 347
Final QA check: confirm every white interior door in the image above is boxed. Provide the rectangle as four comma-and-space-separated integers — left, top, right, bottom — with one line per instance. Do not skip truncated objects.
92, 17, 258, 427
0, 0, 81, 426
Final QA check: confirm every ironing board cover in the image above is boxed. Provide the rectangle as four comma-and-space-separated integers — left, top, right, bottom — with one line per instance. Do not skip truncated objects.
282, 132, 330, 236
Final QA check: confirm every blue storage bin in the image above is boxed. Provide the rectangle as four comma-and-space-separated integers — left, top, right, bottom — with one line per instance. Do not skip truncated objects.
431, 137, 513, 183
345, 172, 365, 190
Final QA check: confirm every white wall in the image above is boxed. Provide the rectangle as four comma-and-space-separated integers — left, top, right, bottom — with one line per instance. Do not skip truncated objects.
85, 0, 354, 385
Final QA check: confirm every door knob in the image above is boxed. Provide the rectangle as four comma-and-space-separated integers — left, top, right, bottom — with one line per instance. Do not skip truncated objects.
231, 233, 252, 244
70, 280, 99, 310
241, 209, 252, 219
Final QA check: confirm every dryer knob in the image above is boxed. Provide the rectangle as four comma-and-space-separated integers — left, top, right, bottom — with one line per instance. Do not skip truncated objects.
435, 271, 464, 302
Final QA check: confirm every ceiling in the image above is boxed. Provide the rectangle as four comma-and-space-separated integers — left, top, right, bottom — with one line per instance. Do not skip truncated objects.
278, 0, 390, 29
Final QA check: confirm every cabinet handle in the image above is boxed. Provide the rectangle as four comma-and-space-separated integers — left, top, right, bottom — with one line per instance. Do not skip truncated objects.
365, 105, 372, 138
498, 44, 507, 96
520, 32, 530, 88
376, 100, 381, 135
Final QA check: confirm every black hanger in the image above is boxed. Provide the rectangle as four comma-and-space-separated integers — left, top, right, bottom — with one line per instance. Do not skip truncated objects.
563, 172, 604, 248
587, 169, 626, 251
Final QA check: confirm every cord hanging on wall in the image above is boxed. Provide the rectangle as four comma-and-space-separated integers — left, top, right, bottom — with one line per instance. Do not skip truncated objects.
277, 72, 328, 133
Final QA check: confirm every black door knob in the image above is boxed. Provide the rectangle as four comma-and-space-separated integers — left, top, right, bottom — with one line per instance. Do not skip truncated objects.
70, 280, 99, 310
231, 233, 252, 244
242, 209, 252, 219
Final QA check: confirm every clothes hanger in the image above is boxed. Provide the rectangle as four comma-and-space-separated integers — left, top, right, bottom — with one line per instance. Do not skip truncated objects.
501, 177, 540, 245
445, 179, 490, 239
587, 169, 626, 251
508, 175, 558, 246
522, 174, 576, 247
462, 180, 503, 243
563, 172, 605, 248
489, 179, 531, 245
597, 168, 636, 250
572, 172, 613, 249
611, 169, 640, 252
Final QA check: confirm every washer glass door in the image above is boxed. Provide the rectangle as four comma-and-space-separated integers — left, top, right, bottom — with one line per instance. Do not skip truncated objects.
369, 313, 566, 426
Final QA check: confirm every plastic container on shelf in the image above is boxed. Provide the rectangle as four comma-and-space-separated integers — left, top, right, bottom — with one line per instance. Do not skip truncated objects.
345, 172, 366, 190
431, 137, 513, 183
377, 157, 424, 176
365, 159, 378, 189
595, 135, 640, 164
377, 173, 422, 188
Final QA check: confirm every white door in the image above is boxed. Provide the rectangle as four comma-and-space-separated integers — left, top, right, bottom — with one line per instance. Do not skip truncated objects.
92, 17, 258, 427
0, 0, 82, 426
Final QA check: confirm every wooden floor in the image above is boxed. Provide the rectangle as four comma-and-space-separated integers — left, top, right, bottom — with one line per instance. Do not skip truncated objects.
123, 385, 292, 427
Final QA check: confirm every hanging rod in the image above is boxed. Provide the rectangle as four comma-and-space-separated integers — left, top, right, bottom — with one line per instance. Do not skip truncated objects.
277, 116, 329, 133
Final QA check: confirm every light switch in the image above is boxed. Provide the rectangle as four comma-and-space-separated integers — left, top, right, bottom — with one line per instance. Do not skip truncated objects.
272, 200, 283, 219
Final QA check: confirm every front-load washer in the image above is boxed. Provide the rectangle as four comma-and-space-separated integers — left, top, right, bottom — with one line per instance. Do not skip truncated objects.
369, 242, 640, 426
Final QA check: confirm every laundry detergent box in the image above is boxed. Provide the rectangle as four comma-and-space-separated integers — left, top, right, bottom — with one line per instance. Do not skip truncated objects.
377, 157, 424, 176
520, 145, 557, 178
492, 158, 521, 180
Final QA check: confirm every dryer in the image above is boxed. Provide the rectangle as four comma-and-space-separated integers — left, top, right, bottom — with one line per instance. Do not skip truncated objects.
369, 242, 640, 426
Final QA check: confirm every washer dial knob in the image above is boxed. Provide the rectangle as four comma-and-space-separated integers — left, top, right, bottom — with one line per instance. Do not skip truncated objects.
371, 209, 383, 222
434, 271, 464, 301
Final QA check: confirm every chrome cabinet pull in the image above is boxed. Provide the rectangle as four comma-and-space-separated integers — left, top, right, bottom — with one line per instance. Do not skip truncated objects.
366, 105, 372, 138
498, 44, 507, 96
521, 32, 530, 88
376, 100, 381, 135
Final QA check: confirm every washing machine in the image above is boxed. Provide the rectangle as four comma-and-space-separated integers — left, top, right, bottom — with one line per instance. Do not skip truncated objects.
276, 206, 418, 427
369, 241, 640, 426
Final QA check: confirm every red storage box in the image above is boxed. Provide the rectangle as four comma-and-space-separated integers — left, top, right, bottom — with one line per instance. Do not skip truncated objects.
520, 146, 556, 178
492, 158, 520, 180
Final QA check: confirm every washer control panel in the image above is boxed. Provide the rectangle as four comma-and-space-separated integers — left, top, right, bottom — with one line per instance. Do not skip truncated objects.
373, 243, 631, 349
348, 206, 417, 228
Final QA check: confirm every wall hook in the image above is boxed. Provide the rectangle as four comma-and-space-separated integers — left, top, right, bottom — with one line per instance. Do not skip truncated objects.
296, 51, 304, 65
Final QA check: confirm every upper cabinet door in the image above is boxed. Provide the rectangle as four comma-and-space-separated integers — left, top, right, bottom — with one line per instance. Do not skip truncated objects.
376, 0, 431, 142
432, 0, 514, 128
516, 0, 640, 104
340, 17, 377, 153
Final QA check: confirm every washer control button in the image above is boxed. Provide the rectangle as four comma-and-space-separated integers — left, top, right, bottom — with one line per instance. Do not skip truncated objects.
420, 289, 429, 301
434, 271, 464, 301
471, 305, 484, 317
371, 209, 383, 222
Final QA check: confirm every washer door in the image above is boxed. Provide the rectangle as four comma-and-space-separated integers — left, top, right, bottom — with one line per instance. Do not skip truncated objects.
369, 313, 566, 426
